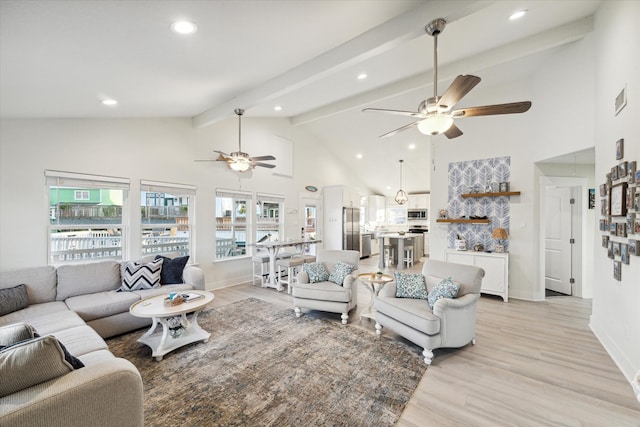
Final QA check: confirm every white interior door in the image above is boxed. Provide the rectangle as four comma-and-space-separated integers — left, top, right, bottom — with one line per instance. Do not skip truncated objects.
544, 186, 572, 295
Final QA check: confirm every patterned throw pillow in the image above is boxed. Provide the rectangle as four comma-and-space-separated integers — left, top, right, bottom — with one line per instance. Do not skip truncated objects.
118, 258, 163, 292
427, 277, 460, 309
303, 262, 330, 284
394, 272, 428, 299
328, 262, 355, 285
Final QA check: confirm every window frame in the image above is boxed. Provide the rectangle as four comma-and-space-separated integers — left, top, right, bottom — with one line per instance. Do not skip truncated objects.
255, 192, 285, 247
215, 189, 252, 261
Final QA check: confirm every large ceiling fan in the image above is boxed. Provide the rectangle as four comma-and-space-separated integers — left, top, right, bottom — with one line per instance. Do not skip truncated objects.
363, 18, 531, 139
195, 108, 276, 172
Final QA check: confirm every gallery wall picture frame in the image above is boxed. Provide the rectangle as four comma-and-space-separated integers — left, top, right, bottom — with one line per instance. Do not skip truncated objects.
611, 165, 619, 181
627, 187, 635, 210
615, 138, 624, 159
610, 182, 627, 216
588, 188, 595, 209
636, 170, 640, 186
621, 244, 629, 265
628, 161, 637, 183
618, 162, 628, 179
629, 240, 638, 256
602, 235, 609, 248
600, 184, 607, 197
635, 191, 640, 211
635, 219, 640, 235
613, 260, 621, 281
608, 241, 614, 259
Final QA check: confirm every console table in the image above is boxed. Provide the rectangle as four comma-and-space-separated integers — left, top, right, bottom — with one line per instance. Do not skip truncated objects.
444, 250, 509, 302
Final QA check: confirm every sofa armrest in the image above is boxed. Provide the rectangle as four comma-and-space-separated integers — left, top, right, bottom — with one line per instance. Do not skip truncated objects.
342, 270, 359, 289
433, 293, 479, 348
378, 281, 397, 298
183, 265, 205, 290
0, 358, 143, 427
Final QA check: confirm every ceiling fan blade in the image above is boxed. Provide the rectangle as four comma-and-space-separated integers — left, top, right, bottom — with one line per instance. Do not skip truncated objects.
249, 155, 276, 161
252, 162, 276, 169
363, 108, 425, 118
213, 150, 231, 156
436, 75, 481, 111
444, 123, 463, 139
452, 101, 532, 118
379, 121, 419, 138
194, 159, 216, 162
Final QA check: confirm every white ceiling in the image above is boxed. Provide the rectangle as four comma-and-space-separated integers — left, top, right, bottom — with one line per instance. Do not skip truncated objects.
0, 0, 601, 196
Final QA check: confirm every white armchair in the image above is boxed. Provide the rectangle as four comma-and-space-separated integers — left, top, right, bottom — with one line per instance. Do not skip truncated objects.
374, 259, 484, 364
292, 249, 359, 324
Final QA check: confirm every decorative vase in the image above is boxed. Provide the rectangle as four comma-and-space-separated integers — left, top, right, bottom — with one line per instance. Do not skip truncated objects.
455, 239, 467, 251
495, 244, 505, 253
473, 243, 484, 252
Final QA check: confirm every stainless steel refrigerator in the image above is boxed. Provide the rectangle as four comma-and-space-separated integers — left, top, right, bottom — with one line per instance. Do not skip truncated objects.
342, 207, 360, 252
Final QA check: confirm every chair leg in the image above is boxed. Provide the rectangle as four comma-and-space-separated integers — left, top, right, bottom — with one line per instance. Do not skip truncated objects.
294, 307, 302, 318
472, 338, 477, 345
375, 322, 383, 336
423, 349, 434, 365
341, 313, 348, 325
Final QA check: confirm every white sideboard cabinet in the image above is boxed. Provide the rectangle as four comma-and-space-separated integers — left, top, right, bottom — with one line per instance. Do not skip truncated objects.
444, 250, 509, 302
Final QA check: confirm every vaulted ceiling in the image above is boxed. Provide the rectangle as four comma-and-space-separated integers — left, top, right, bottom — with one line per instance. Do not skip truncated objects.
0, 0, 601, 196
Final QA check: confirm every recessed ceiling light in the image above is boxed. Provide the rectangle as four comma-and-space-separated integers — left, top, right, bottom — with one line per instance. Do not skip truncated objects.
357, 73, 368, 80
408, 144, 416, 150
356, 153, 363, 159
101, 99, 118, 106
171, 21, 198, 35
509, 10, 527, 20
274, 105, 282, 111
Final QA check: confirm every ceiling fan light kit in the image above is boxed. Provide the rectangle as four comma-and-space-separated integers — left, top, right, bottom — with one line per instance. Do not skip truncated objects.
363, 18, 531, 139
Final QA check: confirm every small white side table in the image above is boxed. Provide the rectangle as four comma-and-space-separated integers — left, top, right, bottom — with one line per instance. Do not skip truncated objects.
358, 273, 394, 320
129, 290, 214, 361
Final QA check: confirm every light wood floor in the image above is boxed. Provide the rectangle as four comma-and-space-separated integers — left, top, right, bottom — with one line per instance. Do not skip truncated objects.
207, 255, 640, 426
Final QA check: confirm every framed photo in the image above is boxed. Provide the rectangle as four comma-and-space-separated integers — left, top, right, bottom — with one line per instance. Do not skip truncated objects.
617, 222, 627, 237
627, 187, 635, 210
627, 213, 636, 235
610, 222, 617, 235
499, 182, 509, 192
628, 161, 637, 183
635, 191, 640, 211
618, 161, 627, 179
615, 138, 624, 159
629, 240, 639, 256
613, 260, 621, 281
636, 170, 640, 186
599, 184, 607, 197
607, 240, 614, 259
610, 182, 627, 216
588, 188, 595, 209
606, 172, 612, 187
621, 244, 629, 264
635, 219, 640, 234
611, 165, 618, 181
602, 235, 609, 248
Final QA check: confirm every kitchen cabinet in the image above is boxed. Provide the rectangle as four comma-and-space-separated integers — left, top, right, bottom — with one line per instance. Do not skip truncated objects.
444, 250, 508, 302
368, 195, 386, 223
407, 193, 430, 209
323, 186, 362, 251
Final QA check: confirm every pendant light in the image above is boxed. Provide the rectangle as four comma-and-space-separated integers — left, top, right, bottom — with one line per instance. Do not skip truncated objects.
395, 160, 408, 205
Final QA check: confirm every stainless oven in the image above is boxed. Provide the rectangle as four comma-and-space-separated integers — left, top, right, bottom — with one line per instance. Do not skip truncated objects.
407, 209, 427, 220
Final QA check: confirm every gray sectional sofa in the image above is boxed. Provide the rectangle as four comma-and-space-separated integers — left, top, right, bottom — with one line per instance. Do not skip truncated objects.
0, 254, 205, 427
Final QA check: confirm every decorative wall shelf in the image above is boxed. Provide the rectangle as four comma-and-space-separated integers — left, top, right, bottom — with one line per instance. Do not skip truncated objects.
461, 191, 521, 198
436, 219, 490, 224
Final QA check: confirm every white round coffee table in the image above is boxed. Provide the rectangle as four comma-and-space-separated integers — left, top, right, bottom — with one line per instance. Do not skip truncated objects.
130, 290, 214, 361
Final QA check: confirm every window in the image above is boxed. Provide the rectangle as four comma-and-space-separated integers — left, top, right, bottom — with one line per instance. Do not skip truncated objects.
256, 193, 284, 243
141, 180, 195, 258
215, 190, 251, 260
47, 170, 129, 265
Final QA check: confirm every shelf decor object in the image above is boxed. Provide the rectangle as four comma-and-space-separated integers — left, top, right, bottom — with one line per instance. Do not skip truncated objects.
491, 228, 509, 253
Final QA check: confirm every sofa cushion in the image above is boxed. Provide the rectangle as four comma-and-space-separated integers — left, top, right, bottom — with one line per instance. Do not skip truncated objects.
0, 322, 36, 347
0, 301, 70, 327
56, 261, 121, 301
119, 259, 163, 292
303, 262, 330, 283
374, 296, 440, 335
328, 261, 355, 286
65, 291, 141, 322
49, 325, 109, 357
394, 272, 428, 300
293, 281, 351, 303
0, 266, 57, 304
155, 255, 189, 284
0, 284, 29, 316
0, 335, 81, 397
19, 309, 87, 336
427, 277, 460, 309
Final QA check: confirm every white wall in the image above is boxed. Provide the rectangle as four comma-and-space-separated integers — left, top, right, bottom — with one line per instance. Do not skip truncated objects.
0, 117, 367, 288
590, 0, 640, 384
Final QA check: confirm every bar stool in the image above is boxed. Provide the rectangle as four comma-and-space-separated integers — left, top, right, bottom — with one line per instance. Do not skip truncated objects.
302, 255, 316, 264
251, 253, 270, 286
383, 244, 395, 267
403, 244, 414, 268
277, 257, 305, 294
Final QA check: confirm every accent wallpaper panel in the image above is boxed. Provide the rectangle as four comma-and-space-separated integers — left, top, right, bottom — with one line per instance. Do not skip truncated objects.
447, 156, 510, 251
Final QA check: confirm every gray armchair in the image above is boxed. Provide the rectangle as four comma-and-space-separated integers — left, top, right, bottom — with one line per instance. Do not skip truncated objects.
292, 249, 359, 324
374, 259, 484, 364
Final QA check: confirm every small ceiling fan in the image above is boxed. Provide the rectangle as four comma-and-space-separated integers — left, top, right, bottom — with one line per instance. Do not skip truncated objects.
195, 108, 276, 172
363, 18, 532, 139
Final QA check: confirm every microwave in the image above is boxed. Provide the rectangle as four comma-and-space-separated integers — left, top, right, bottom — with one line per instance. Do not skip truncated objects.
407, 209, 427, 220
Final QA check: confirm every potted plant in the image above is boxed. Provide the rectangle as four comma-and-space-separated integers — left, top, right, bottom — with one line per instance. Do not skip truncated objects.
455, 234, 467, 251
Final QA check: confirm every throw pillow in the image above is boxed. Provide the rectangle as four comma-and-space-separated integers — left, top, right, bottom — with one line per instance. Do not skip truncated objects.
394, 272, 428, 299
118, 258, 163, 292
427, 277, 460, 309
328, 261, 355, 285
303, 262, 330, 283
155, 255, 190, 284
0, 335, 83, 397
0, 284, 29, 316
0, 322, 36, 348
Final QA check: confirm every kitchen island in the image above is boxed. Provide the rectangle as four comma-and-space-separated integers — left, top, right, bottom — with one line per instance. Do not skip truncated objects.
375, 232, 423, 270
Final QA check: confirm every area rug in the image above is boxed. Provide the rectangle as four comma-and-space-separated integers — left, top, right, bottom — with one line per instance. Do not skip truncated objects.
108, 298, 427, 427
